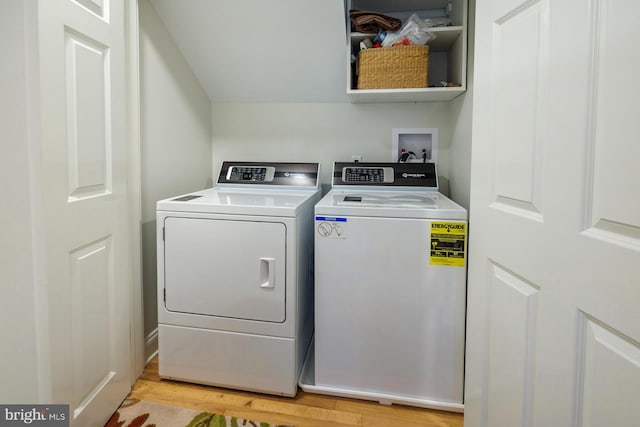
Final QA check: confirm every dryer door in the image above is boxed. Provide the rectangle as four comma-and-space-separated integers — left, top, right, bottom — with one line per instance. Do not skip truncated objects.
163, 217, 286, 323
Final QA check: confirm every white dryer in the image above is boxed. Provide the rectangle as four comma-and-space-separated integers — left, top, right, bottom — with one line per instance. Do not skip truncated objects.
157, 161, 321, 396
300, 162, 467, 412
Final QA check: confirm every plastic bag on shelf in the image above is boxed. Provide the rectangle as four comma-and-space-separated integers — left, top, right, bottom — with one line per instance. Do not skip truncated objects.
382, 14, 437, 47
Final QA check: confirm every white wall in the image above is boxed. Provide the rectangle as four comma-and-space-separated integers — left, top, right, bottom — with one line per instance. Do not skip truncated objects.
0, 0, 50, 403
149, 0, 347, 103
448, 0, 475, 210
212, 102, 453, 189
139, 0, 213, 361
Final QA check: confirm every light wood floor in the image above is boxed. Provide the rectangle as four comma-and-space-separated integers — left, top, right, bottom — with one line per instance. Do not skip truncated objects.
127, 356, 463, 427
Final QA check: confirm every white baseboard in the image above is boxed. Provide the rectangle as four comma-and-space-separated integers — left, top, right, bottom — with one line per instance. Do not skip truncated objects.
145, 328, 158, 364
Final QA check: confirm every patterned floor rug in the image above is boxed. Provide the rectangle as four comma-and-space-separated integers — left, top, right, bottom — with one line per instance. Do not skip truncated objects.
105, 397, 292, 427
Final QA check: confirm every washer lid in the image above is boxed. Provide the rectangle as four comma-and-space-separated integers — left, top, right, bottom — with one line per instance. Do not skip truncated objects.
336, 192, 438, 208
315, 190, 467, 220
157, 187, 320, 216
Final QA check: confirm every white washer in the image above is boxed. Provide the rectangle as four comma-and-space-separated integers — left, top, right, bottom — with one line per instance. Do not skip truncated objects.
157, 161, 321, 397
300, 162, 467, 412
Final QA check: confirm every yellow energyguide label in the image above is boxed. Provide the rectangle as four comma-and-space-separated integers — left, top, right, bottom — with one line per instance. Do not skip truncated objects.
430, 221, 466, 267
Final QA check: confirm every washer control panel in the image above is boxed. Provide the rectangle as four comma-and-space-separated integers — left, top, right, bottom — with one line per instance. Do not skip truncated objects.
332, 162, 438, 189
342, 167, 394, 183
226, 166, 275, 182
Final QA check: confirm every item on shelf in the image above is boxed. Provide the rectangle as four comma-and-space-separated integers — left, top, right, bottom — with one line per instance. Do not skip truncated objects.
393, 37, 412, 46
357, 45, 429, 90
373, 30, 388, 44
359, 38, 373, 50
349, 9, 402, 34
424, 17, 452, 27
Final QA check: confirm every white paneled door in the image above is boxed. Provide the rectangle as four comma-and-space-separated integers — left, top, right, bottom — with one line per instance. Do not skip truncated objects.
466, 0, 640, 426
465, 0, 640, 427
38, 0, 131, 425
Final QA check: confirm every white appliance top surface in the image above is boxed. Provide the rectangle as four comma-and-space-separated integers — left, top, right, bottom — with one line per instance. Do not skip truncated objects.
157, 187, 320, 216
315, 190, 467, 220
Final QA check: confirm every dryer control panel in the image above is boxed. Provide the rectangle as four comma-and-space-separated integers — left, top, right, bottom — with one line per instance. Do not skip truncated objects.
217, 161, 320, 188
226, 166, 276, 182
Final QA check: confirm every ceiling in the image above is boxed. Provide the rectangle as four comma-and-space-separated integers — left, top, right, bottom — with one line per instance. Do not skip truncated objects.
149, 0, 349, 103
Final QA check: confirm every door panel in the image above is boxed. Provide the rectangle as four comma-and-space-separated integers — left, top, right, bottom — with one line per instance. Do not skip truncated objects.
38, 0, 130, 425
491, 0, 547, 220
485, 263, 539, 427
467, 0, 640, 426
576, 315, 640, 427
65, 28, 110, 200
69, 237, 115, 414
585, 0, 640, 244
71, 0, 107, 18
164, 217, 286, 323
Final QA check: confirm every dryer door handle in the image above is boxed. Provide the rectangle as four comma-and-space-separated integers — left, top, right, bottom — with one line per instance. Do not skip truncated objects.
259, 257, 276, 289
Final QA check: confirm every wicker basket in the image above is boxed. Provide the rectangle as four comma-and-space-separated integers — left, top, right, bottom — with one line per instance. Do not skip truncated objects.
357, 45, 429, 90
